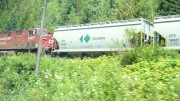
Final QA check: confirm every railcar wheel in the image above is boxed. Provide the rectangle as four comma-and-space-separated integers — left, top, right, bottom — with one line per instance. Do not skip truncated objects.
51, 52, 57, 57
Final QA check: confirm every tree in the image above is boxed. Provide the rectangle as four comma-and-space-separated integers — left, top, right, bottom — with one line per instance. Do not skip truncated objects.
138, 0, 160, 20
115, 0, 160, 20
0, 0, 20, 32
124, 28, 141, 48
1, 0, 179, 34
67, 6, 81, 24
159, 0, 180, 16
59, 0, 71, 25
96, 0, 111, 22
85, 0, 112, 23
0, 0, 43, 33
116, 0, 141, 20
46, 0, 62, 30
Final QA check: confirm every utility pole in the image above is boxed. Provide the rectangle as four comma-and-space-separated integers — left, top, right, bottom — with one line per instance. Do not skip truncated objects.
35, 0, 47, 77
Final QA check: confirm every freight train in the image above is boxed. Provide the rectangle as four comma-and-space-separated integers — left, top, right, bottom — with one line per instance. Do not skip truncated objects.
0, 15, 179, 56
51, 15, 180, 56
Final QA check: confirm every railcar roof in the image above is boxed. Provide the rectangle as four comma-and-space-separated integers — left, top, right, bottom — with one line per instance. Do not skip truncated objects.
55, 18, 153, 31
154, 15, 180, 23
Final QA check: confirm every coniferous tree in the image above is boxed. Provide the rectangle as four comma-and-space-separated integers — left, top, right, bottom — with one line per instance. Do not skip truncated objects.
96, 0, 111, 22
138, 0, 160, 19
0, 0, 179, 34
116, 0, 141, 19
46, 0, 62, 30
75, 0, 87, 23
67, 6, 81, 24
159, 0, 180, 16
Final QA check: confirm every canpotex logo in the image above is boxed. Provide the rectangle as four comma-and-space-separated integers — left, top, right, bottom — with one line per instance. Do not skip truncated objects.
80, 34, 91, 43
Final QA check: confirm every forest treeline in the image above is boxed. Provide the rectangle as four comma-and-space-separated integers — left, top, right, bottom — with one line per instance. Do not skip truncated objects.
0, 0, 179, 33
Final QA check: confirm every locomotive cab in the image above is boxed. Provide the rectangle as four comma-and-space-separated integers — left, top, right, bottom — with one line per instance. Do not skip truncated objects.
34, 28, 53, 54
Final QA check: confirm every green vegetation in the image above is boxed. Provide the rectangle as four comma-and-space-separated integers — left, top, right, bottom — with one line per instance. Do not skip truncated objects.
0, 46, 180, 101
159, 0, 180, 16
0, 0, 179, 33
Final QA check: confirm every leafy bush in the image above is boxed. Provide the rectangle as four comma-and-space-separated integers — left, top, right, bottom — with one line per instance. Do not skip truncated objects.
0, 51, 180, 101
121, 45, 179, 65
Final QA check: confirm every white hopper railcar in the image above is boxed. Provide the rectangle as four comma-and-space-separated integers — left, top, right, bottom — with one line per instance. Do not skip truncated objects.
154, 15, 180, 50
52, 18, 154, 56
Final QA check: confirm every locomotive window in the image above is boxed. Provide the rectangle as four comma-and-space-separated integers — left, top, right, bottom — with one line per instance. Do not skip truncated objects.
48, 32, 52, 35
7, 32, 11, 36
38, 30, 47, 34
29, 30, 35, 36
16, 31, 22, 35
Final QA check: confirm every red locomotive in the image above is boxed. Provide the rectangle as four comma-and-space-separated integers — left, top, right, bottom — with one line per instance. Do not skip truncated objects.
0, 28, 53, 54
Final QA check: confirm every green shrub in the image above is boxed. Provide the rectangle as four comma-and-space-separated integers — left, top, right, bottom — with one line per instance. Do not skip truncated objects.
0, 52, 179, 101
121, 45, 179, 65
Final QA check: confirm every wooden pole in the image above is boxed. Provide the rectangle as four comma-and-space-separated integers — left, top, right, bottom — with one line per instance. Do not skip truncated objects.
35, 0, 46, 77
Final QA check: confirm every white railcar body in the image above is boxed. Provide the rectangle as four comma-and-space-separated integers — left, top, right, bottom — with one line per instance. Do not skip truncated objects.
154, 15, 180, 50
53, 19, 153, 55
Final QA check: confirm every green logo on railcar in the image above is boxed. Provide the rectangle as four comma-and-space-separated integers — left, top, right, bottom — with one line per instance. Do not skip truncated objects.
80, 34, 91, 43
